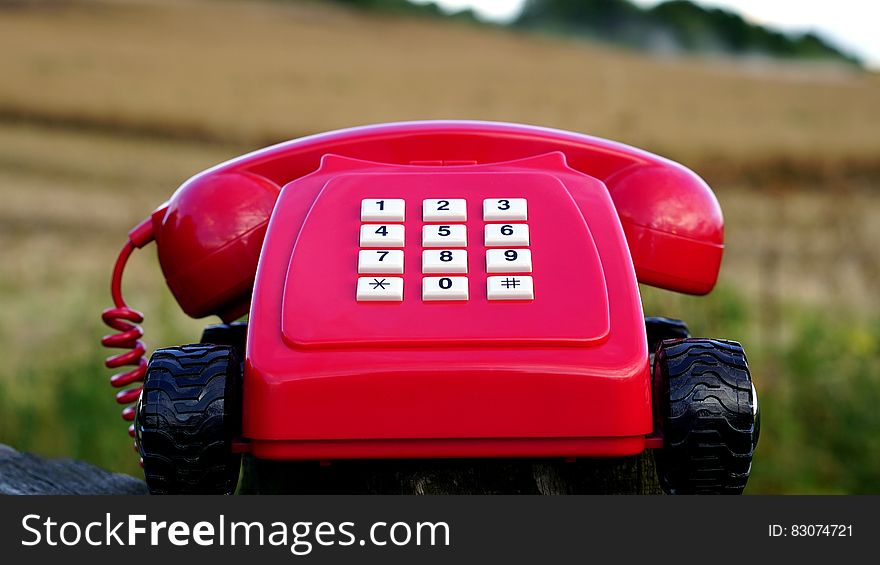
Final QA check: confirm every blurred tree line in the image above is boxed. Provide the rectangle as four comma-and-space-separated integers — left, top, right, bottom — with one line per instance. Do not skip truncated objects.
325, 0, 861, 66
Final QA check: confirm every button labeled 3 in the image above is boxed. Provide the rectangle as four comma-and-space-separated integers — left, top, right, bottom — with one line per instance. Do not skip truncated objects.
483, 198, 527, 221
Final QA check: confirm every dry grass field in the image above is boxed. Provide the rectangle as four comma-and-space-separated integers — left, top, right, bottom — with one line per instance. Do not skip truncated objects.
1, 0, 879, 492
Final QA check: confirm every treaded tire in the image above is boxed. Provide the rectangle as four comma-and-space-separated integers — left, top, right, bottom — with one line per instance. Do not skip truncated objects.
653, 338, 757, 495
136, 344, 242, 495
645, 317, 690, 354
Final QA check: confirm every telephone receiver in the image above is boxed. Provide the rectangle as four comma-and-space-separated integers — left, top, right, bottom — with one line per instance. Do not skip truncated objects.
103, 121, 722, 433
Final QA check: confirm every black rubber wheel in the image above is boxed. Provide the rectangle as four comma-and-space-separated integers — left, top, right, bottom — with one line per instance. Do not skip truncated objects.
136, 344, 242, 495
653, 338, 758, 495
200, 321, 247, 362
645, 317, 690, 354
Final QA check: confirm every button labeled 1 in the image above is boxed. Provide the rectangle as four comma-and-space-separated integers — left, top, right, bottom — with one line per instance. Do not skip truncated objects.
357, 277, 403, 301
484, 198, 527, 221
485, 223, 529, 247
423, 199, 466, 222
359, 250, 404, 274
360, 224, 405, 247
487, 276, 534, 300
422, 224, 467, 247
361, 199, 405, 222
486, 249, 532, 273
422, 276, 469, 301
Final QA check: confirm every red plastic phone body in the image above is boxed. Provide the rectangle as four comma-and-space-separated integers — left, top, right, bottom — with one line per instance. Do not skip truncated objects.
150, 121, 724, 459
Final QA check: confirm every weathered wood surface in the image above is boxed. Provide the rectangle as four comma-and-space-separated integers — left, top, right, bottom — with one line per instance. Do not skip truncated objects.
239, 452, 662, 494
0, 444, 147, 495
0, 443, 661, 495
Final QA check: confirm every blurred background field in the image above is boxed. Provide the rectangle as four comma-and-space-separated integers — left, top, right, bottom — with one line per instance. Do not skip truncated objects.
1, 0, 878, 493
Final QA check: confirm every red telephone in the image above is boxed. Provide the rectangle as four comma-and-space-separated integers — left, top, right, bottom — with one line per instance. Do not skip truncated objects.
101, 121, 756, 495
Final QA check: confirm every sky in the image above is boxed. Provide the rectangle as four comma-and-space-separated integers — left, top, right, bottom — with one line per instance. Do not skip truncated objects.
411, 0, 880, 69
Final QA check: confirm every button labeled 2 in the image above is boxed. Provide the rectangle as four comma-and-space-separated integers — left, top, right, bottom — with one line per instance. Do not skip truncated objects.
360, 224, 405, 247
361, 198, 405, 222
358, 250, 404, 274
423, 199, 466, 222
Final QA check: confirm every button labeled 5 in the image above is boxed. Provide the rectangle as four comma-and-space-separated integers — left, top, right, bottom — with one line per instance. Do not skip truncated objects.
359, 250, 404, 274
360, 224, 405, 247
422, 224, 467, 247
361, 199, 405, 222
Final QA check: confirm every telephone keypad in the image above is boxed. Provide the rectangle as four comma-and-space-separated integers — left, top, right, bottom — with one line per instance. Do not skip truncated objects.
423, 249, 468, 274
483, 198, 527, 221
357, 197, 533, 302
484, 223, 529, 247
422, 224, 467, 247
356, 276, 404, 301
423, 199, 467, 222
358, 249, 404, 274
422, 276, 469, 301
361, 198, 405, 222
360, 224, 405, 247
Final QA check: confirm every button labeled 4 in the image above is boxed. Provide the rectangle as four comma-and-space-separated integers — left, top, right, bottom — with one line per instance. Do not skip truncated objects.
360, 224, 405, 247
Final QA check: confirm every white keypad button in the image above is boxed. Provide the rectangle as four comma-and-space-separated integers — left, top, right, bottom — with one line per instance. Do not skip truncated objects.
487, 276, 534, 300
357, 277, 403, 301
361, 198, 405, 222
422, 224, 467, 247
486, 248, 532, 273
484, 223, 529, 247
422, 276, 469, 301
422, 249, 468, 274
360, 224, 405, 247
358, 250, 404, 274
483, 198, 527, 221
423, 199, 467, 222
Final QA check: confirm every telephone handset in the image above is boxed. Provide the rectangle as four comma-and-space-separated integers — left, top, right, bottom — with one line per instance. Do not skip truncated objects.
102, 120, 724, 439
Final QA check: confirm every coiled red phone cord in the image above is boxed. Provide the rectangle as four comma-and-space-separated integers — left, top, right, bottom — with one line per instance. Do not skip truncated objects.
100, 218, 156, 441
